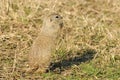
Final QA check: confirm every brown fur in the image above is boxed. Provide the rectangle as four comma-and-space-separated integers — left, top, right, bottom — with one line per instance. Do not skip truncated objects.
27, 13, 63, 73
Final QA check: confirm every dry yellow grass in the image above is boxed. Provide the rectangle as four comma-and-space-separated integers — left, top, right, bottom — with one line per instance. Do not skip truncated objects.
0, 0, 120, 80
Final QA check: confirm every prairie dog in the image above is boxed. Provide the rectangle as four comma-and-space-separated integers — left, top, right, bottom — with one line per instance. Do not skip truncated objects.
28, 13, 63, 73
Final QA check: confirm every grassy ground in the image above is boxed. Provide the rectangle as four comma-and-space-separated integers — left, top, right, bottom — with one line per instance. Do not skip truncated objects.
0, 0, 120, 80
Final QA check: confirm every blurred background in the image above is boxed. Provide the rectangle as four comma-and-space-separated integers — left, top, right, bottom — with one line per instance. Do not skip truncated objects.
0, 0, 120, 79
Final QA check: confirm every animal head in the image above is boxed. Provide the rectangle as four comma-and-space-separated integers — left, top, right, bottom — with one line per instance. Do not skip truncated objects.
41, 13, 63, 38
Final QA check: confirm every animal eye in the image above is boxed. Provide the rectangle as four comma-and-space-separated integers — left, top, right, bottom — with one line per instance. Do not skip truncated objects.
55, 16, 59, 18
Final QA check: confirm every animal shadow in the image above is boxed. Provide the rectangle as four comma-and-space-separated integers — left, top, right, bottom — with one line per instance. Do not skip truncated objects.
49, 49, 96, 73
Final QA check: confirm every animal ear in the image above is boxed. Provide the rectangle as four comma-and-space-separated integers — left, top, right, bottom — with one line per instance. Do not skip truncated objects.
50, 18, 52, 22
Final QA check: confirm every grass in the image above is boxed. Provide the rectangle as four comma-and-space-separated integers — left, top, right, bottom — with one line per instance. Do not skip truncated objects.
0, 0, 120, 80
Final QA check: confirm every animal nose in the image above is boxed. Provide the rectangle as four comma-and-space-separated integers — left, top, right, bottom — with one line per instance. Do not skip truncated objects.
61, 16, 63, 19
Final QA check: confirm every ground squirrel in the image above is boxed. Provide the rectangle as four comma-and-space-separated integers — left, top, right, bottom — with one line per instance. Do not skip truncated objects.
28, 13, 63, 73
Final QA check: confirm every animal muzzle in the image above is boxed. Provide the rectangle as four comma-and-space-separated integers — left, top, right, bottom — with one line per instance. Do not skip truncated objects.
60, 22, 63, 29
